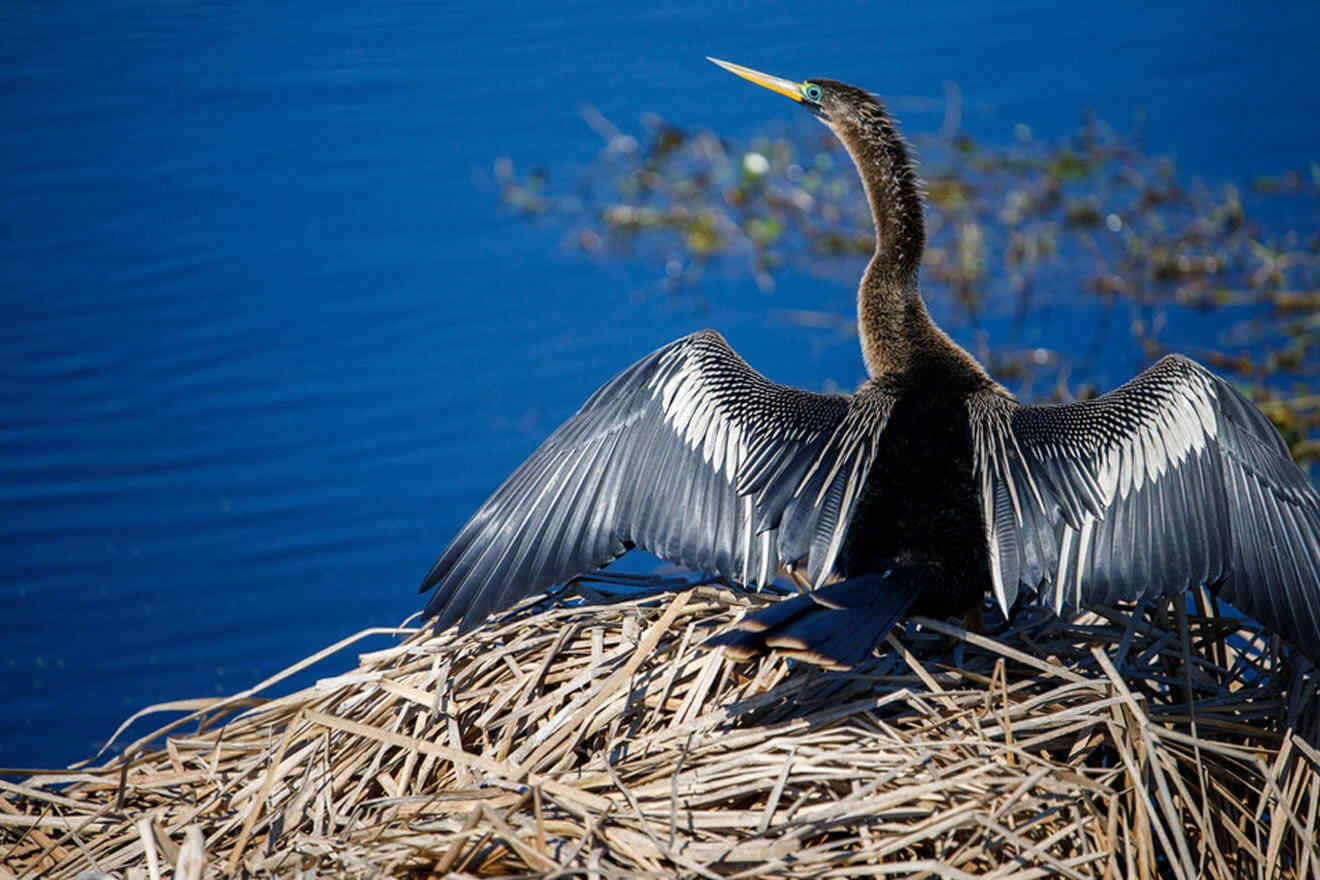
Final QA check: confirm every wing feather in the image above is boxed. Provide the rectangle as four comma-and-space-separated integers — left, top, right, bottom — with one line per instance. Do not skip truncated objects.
972, 354, 1320, 659
422, 330, 893, 631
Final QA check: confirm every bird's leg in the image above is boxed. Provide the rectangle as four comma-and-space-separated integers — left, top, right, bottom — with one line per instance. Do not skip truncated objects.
780, 560, 812, 595
779, 560, 845, 595
943, 602, 985, 650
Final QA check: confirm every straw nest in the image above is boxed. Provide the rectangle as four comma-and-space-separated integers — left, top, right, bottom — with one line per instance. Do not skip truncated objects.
4, 579, 1319, 879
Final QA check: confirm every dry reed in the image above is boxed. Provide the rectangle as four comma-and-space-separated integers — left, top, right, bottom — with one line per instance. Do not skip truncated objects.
3, 579, 1318, 878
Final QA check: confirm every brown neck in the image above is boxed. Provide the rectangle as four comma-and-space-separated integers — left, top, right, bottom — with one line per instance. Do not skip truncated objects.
856, 270, 990, 386
857, 270, 932, 379
831, 97, 933, 379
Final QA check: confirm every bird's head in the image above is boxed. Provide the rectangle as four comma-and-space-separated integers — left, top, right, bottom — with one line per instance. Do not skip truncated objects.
707, 57, 886, 138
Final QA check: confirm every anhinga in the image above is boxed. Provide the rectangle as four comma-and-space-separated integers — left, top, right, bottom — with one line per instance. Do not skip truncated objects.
420, 58, 1320, 667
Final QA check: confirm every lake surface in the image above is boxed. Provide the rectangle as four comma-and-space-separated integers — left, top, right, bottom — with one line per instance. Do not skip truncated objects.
3, 0, 1318, 769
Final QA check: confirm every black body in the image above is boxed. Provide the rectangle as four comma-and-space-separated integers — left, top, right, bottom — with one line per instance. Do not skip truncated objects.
837, 367, 990, 621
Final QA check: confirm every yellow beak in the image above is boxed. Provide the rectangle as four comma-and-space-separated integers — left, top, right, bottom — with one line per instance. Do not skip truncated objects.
707, 57, 803, 103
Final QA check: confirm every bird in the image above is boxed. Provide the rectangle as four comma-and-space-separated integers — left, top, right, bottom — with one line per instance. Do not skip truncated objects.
419, 58, 1320, 667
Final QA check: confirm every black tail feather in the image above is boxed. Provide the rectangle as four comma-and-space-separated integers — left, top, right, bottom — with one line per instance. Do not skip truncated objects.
707, 569, 922, 669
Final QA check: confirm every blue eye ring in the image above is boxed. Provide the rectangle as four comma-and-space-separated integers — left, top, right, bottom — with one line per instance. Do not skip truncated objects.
803, 83, 822, 102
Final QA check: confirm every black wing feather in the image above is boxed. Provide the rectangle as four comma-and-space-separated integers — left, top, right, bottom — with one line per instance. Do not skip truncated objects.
422, 330, 893, 632
972, 354, 1320, 659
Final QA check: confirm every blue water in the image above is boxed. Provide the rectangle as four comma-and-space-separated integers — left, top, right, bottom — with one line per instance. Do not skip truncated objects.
3, 1, 1318, 769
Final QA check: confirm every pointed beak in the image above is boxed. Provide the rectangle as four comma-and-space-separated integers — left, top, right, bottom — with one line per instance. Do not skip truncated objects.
707, 57, 802, 103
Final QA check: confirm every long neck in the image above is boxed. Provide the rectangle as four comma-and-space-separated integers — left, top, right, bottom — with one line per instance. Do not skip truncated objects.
835, 103, 933, 379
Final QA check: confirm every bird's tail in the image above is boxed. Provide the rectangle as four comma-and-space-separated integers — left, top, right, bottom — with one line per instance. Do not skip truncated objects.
707, 569, 922, 669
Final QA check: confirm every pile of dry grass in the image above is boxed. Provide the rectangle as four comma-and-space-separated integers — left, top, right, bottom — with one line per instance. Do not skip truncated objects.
3, 580, 1318, 878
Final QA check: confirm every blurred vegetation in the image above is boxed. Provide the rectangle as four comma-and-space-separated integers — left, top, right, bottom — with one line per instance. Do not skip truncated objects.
494, 105, 1319, 467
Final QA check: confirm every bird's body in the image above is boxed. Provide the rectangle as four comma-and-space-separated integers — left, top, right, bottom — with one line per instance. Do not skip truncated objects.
421, 59, 1320, 666
835, 363, 991, 622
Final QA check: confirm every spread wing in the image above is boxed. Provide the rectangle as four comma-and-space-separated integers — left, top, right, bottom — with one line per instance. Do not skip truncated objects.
422, 330, 895, 632
972, 354, 1320, 653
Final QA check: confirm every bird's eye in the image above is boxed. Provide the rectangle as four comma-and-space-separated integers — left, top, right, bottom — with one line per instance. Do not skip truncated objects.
803, 83, 822, 103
